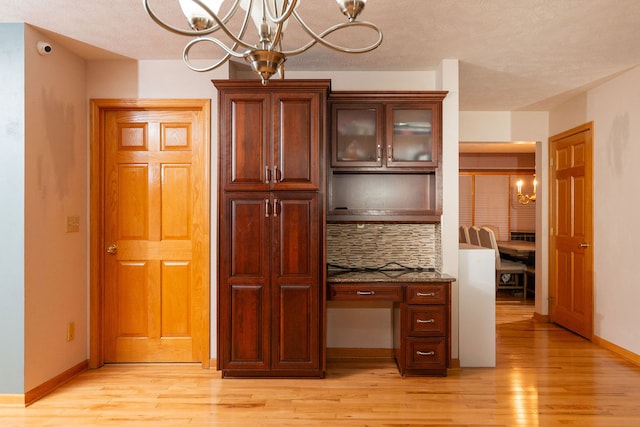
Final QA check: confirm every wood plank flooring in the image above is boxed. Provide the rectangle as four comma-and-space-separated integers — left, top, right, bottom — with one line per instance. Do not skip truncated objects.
3, 298, 640, 426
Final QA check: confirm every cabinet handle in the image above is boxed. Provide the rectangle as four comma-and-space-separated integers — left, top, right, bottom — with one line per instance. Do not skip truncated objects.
417, 292, 436, 297
273, 166, 280, 183
377, 144, 382, 161
387, 144, 392, 161
416, 350, 435, 357
417, 319, 435, 324
264, 166, 271, 184
273, 198, 279, 217
264, 199, 270, 217
356, 290, 375, 296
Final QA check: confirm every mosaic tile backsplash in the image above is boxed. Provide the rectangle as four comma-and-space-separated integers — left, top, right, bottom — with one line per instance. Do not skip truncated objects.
327, 223, 442, 270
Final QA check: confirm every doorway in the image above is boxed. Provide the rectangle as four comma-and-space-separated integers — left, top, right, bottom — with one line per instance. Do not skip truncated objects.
89, 99, 211, 367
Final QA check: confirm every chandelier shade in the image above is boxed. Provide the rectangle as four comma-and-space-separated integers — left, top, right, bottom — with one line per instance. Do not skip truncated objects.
143, 0, 383, 84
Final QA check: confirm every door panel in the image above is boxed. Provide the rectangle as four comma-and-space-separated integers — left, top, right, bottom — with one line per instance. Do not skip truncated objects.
272, 193, 320, 371
273, 93, 320, 190
220, 94, 269, 191
103, 108, 207, 362
219, 193, 271, 370
549, 123, 593, 339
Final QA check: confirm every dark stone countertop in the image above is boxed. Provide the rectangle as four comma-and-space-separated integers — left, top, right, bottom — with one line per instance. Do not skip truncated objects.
326, 269, 456, 284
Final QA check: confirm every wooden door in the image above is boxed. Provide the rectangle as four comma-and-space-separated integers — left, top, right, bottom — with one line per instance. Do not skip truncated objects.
218, 192, 271, 373
271, 192, 321, 373
99, 104, 209, 363
549, 122, 594, 339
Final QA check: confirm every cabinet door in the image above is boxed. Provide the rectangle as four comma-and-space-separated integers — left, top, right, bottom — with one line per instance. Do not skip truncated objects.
385, 104, 439, 169
218, 192, 271, 372
272, 92, 322, 190
330, 103, 383, 168
271, 192, 321, 371
219, 92, 270, 191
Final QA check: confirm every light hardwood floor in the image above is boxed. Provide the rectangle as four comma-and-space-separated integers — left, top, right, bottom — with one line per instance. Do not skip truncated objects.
3, 297, 640, 426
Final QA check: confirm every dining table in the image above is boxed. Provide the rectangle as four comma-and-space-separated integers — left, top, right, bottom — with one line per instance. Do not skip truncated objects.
497, 240, 536, 260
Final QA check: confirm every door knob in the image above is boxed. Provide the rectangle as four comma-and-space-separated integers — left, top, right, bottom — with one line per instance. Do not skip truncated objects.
578, 242, 590, 248
106, 244, 118, 254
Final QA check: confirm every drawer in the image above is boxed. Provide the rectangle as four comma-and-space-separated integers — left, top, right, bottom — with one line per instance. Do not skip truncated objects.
405, 337, 447, 371
405, 284, 447, 305
406, 305, 446, 336
328, 284, 402, 301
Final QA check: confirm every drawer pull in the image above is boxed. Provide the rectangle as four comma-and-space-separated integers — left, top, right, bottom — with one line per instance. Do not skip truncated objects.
416, 350, 435, 357
416, 292, 436, 297
356, 290, 375, 296
417, 319, 435, 324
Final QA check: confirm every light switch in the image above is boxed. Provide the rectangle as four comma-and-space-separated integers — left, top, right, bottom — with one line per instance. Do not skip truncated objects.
66, 216, 80, 233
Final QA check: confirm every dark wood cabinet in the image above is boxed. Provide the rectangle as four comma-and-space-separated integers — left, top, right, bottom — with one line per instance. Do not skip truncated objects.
328, 91, 447, 223
215, 80, 329, 378
219, 81, 325, 192
394, 283, 451, 376
327, 278, 452, 377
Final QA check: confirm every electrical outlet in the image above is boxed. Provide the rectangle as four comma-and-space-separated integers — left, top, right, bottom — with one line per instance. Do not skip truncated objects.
67, 322, 75, 342
66, 216, 80, 233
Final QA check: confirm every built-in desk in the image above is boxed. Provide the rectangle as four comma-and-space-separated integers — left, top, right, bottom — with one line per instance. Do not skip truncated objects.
327, 269, 455, 376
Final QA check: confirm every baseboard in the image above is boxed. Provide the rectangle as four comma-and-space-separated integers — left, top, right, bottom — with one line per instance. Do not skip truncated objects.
533, 311, 550, 323
327, 347, 394, 361
0, 394, 25, 407
593, 335, 640, 367
23, 360, 88, 407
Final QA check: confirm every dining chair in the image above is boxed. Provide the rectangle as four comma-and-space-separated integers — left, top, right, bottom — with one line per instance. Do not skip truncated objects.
459, 225, 470, 244
468, 226, 481, 246
478, 227, 527, 298
481, 224, 501, 242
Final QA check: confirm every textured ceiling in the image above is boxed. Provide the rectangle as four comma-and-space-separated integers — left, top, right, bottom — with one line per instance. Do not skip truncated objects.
2, 0, 640, 111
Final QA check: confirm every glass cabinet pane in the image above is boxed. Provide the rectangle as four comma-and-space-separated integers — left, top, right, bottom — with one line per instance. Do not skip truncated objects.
390, 109, 433, 164
335, 108, 379, 164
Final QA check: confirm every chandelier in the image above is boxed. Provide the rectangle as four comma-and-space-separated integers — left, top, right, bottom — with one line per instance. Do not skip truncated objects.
516, 175, 537, 205
143, 0, 383, 84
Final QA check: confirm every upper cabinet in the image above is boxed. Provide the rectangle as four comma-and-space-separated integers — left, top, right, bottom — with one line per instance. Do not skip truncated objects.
330, 92, 446, 171
217, 80, 329, 192
328, 91, 447, 223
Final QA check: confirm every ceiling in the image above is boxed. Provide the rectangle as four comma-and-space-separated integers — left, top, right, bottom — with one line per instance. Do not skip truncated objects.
2, 0, 640, 112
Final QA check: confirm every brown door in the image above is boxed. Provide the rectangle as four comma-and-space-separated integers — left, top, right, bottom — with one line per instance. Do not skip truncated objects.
92, 101, 210, 363
549, 122, 594, 339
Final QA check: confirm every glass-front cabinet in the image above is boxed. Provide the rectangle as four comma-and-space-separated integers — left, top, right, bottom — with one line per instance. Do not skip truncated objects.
328, 91, 447, 222
331, 93, 444, 170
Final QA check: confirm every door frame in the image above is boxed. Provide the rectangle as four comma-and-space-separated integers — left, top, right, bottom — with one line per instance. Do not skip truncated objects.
89, 99, 211, 368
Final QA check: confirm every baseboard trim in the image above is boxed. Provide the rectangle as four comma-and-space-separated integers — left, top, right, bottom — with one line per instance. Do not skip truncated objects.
24, 360, 88, 407
593, 335, 640, 367
0, 394, 25, 407
533, 311, 550, 323
327, 347, 394, 361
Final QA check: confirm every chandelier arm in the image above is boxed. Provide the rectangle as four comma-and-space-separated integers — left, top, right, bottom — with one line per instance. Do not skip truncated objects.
143, 0, 242, 37
184, 37, 247, 60
283, 13, 383, 56
191, 0, 257, 50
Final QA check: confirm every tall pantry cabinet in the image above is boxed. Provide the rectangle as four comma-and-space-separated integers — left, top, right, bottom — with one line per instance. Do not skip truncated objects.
213, 80, 330, 378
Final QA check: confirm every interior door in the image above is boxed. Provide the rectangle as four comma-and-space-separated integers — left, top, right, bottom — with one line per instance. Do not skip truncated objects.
101, 105, 209, 362
549, 122, 594, 339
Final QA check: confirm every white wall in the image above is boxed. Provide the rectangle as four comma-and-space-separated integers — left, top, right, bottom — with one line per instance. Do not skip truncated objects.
23, 25, 89, 392
586, 66, 640, 355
